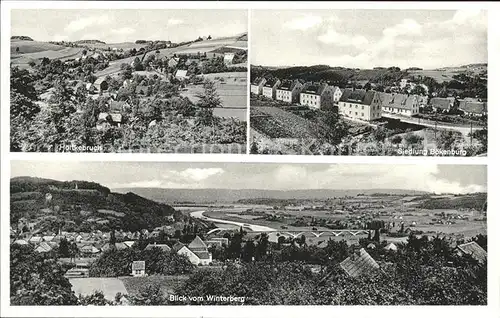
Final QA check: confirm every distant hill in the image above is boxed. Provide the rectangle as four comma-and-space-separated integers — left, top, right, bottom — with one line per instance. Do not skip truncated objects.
11, 36, 34, 41
74, 39, 106, 44
10, 177, 179, 232
251, 64, 407, 87
415, 193, 487, 211
113, 188, 429, 204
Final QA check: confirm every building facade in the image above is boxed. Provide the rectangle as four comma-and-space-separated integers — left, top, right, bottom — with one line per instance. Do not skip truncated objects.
299, 83, 334, 110
381, 93, 420, 117
338, 89, 383, 121
262, 78, 281, 99
250, 77, 267, 95
276, 80, 303, 103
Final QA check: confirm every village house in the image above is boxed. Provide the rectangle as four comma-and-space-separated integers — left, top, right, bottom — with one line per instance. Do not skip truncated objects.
299, 83, 335, 110
175, 69, 188, 80
458, 98, 487, 117
381, 93, 420, 117
338, 89, 383, 121
340, 248, 380, 277
262, 78, 281, 100
429, 97, 456, 113
275, 80, 303, 104
131, 261, 146, 277
86, 83, 97, 94
175, 236, 212, 266
250, 77, 267, 95
145, 242, 171, 252
223, 53, 235, 65
332, 86, 343, 103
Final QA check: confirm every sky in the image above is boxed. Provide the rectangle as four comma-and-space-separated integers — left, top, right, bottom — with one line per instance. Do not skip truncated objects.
251, 9, 487, 69
10, 161, 486, 195
11, 9, 247, 43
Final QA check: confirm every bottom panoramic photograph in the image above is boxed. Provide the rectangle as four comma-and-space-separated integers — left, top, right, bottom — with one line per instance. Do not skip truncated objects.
9, 161, 487, 305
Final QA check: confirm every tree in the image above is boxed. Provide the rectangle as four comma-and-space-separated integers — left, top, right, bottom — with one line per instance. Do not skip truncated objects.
410, 85, 427, 96
242, 240, 255, 262
195, 80, 222, 128
373, 127, 387, 142
11, 244, 78, 305
59, 238, 70, 257
16, 46, 20, 53
250, 141, 259, 154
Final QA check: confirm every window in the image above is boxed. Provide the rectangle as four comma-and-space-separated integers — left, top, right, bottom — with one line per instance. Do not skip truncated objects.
355, 112, 358, 116
349, 111, 351, 114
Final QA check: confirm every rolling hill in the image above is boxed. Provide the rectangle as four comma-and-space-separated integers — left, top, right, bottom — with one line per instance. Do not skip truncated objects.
112, 188, 429, 204
10, 177, 180, 231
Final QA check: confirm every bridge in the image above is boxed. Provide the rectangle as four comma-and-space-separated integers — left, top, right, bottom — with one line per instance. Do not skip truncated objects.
206, 228, 370, 238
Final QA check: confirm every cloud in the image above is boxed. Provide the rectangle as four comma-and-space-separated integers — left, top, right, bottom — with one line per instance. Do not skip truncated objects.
65, 14, 112, 33
383, 19, 422, 37
167, 18, 184, 25
435, 9, 487, 31
111, 27, 136, 35
179, 168, 225, 181
318, 29, 369, 48
285, 15, 323, 30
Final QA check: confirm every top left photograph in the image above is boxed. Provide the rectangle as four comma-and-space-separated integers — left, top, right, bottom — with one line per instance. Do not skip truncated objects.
9, 9, 248, 153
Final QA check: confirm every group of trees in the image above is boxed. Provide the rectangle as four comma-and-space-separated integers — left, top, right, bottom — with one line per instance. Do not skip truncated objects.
10, 230, 487, 306
10, 52, 246, 152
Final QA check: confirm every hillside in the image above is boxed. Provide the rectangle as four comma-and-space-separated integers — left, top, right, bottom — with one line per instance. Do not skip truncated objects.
415, 193, 487, 211
10, 177, 180, 232
251, 65, 407, 86
113, 188, 429, 204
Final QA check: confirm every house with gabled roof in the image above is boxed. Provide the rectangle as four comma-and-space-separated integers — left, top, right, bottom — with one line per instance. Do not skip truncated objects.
145, 242, 171, 252
250, 77, 267, 95
299, 83, 335, 110
175, 69, 188, 80
338, 89, 383, 121
332, 86, 343, 103
176, 236, 212, 266
381, 93, 420, 117
131, 261, 146, 277
94, 78, 109, 93
340, 248, 380, 277
276, 80, 303, 104
456, 241, 487, 263
262, 78, 281, 100
35, 242, 53, 253
430, 97, 456, 113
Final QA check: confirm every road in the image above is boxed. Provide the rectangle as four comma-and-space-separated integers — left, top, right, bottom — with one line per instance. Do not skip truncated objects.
190, 210, 276, 232
381, 113, 483, 134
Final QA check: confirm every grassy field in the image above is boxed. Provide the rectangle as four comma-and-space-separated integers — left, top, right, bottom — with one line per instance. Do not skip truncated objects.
11, 46, 84, 68
11, 40, 65, 54
82, 42, 147, 51
408, 66, 487, 83
120, 275, 189, 296
181, 73, 247, 120
69, 277, 128, 300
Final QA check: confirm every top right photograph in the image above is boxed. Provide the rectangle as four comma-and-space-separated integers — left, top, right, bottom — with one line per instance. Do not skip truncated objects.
249, 9, 487, 156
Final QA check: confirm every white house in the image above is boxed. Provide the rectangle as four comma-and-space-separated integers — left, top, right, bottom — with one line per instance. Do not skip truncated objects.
338, 89, 383, 121
381, 93, 420, 117
299, 83, 334, 110
332, 86, 343, 103
276, 80, 303, 104
262, 78, 281, 100
176, 236, 212, 266
131, 261, 146, 277
223, 53, 235, 65
175, 69, 188, 80
250, 77, 267, 95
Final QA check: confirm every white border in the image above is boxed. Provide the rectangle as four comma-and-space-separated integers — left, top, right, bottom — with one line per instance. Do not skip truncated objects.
1, 1, 498, 318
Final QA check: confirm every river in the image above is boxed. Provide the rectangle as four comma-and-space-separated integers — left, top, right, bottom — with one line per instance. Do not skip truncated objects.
190, 210, 276, 232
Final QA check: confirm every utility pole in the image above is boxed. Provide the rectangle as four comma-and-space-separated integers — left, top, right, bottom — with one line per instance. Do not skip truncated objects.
470, 122, 473, 145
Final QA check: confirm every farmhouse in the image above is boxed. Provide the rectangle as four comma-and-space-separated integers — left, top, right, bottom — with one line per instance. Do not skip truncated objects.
250, 77, 267, 95
338, 89, 383, 121
458, 99, 487, 117
299, 83, 334, 110
276, 80, 303, 104
381, 93, 419, 117
175, 236, 213, 266
131, 261, 146, 277
430, 97, 456, 113
262, 78, 281, 99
